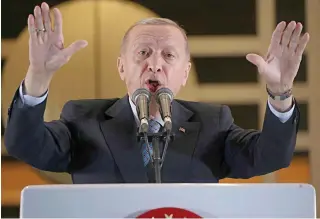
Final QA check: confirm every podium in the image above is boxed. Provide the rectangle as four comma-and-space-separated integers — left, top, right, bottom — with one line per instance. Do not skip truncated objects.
20, 183, 316, 218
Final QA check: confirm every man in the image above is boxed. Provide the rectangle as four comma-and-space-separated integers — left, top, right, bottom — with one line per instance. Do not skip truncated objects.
4, 2, 309, 183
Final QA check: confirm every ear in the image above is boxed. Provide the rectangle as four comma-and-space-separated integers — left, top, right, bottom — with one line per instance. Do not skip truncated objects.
117, 56, 125, 80
182, 61, 191, 86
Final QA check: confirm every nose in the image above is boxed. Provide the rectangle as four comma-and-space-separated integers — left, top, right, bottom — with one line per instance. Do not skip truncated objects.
147, 53, 163, 73
148, 65, 162, 73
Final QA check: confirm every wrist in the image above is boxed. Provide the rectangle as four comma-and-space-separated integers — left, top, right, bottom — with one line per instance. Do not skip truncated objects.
266, 84, 294, 112
268, 96, 293, 112
266, 85, 292, 101
24, 72, 51, 97
266, 83, 293, 94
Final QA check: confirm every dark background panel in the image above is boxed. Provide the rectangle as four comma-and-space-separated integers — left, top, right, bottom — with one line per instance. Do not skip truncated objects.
298, 102, 308, 131
226, 104, 259, 130
2, 0, 257, 38
1, 111, 5, 135
2, 58, 6, 135
193, 56, 258, 83
207, 101, 307, 135
276, 0, 306, 32
192, 53, 306, 83
1, 0, 70, 39
131, 0, 257, 35
295, 54, 307, 82
294, 151, 308, 156
2, 58, 6, 69
1, 206, 20, 218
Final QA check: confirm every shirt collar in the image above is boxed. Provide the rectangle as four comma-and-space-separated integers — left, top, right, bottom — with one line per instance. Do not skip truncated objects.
128, 96, 164, 127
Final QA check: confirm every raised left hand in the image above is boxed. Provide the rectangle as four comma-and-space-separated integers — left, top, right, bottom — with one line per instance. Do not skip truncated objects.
246, 21, 310, 94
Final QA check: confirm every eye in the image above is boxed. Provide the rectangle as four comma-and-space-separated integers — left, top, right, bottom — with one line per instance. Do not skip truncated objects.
165, 53, 175, 59
138, 50, 149, 56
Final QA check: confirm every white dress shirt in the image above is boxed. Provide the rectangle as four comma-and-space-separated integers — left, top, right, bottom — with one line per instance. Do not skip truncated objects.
18, 83, 295, 124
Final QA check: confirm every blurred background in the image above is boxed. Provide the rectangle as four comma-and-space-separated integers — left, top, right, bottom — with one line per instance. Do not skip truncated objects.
1, 0, 319, 217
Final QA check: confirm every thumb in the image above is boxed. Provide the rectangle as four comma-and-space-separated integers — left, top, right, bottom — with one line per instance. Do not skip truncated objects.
246, 53, 266, 72
61, 40, 88, 58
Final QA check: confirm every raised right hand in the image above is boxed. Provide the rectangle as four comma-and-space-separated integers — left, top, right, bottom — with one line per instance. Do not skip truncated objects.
25, 2, 88, 96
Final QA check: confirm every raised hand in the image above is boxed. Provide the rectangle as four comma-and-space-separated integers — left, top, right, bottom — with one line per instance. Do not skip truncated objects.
25, 2, 88, 96
246, 21, 310, 94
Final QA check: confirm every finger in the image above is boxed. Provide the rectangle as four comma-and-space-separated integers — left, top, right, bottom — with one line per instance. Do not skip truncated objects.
34, 5, 45, 30
295, 33, 310, 57
281, 21, 296, 47
288, 22, 303, 52
246, 53, 267, 72
27, 14, 37, 42
53, 8, 63, 37
60, 40, 88, 58
41, 2, 52, 34
268, 21, 286, 54
34, 5, 45, 44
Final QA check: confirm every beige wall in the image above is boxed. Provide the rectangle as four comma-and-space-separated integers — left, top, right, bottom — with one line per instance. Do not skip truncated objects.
306, 0, 320, 215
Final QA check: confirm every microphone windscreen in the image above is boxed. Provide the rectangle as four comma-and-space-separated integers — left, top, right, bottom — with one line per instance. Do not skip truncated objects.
155, 88, 174, 103
132, 88, 151, 105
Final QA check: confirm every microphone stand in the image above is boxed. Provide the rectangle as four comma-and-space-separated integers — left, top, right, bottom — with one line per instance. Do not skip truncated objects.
137, 130, 175, 183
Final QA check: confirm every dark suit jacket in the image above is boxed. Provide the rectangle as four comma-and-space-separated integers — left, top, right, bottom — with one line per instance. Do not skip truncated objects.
4, 88, 300, 183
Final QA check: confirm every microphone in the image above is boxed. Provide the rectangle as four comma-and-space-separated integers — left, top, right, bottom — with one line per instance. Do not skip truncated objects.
155, 88, 174, 132
132, 88, 151, 133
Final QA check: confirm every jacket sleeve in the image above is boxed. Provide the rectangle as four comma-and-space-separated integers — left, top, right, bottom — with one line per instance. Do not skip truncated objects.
4, 88, 74, 172
221, 99, 300, 179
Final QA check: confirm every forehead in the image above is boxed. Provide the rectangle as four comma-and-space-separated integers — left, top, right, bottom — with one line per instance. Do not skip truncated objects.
126, 24, 186, 48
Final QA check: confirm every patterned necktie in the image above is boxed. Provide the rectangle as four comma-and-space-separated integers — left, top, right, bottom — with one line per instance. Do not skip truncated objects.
141, 119, 161, 166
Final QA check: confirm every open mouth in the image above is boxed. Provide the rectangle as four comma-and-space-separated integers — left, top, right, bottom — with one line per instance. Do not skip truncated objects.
146, 79, 160, 92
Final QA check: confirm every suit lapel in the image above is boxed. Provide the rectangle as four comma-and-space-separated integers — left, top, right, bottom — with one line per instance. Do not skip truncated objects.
99, 95, 148, 183
161, 100, 201, 182
99, 96, 200, 183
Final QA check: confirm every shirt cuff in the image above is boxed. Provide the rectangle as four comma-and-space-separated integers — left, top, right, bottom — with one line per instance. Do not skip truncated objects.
19, 81, 48, 106
267, 98, 295, 123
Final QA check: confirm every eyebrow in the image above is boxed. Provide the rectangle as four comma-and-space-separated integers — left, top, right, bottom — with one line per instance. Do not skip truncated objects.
132, 42, 150, 50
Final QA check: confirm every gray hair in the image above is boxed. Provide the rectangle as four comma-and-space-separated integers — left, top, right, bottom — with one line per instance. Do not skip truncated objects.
120, 17, 190, 59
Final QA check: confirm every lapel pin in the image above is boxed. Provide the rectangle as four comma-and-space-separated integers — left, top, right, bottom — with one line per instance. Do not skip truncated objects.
179, 127, 186, 133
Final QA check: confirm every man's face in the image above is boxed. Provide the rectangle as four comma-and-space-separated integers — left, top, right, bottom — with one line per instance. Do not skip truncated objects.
117, 24, 191, 99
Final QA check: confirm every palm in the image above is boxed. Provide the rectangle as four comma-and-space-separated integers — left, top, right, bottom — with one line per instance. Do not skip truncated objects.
246, 21, 309, 91
263, 53, 299, 86
29, 31, 63, 73
28, 3, 87, 75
